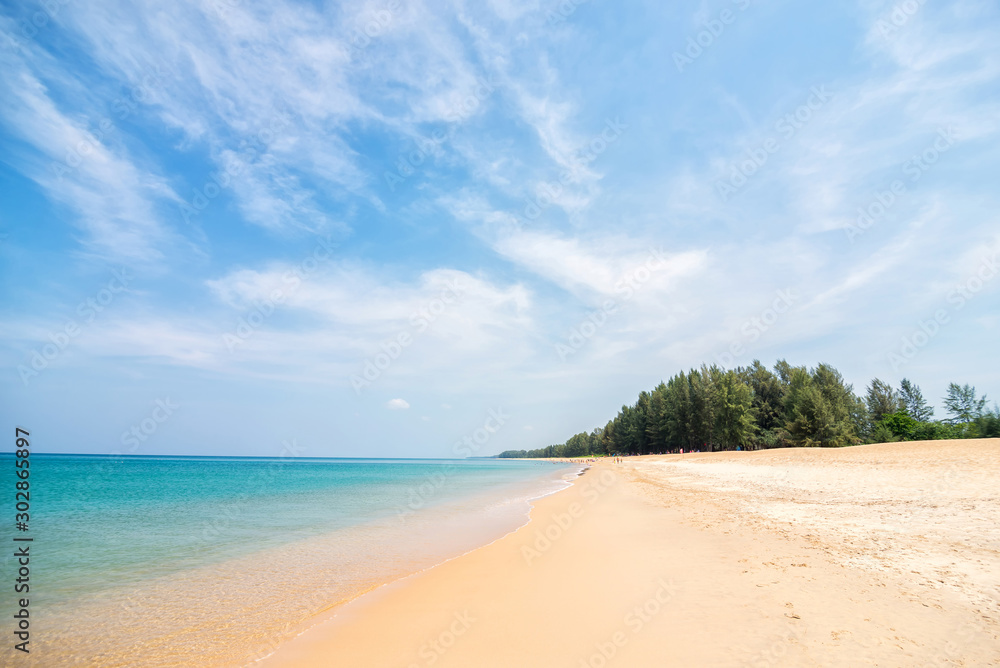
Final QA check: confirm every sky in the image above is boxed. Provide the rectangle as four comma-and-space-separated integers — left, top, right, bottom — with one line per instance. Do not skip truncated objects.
1, 0, 998, 458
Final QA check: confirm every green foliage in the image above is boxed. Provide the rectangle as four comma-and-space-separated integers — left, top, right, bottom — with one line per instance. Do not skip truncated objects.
755, 428, 784, 449
662, 371, 691, 449
687, 366, 716, 449
847, 393, 870, 442
866, 378, 902, 426
974, 404, 1000, 438
645, 385, 667, 447
496, 367, 995, 458
869, 423, 900, 444
944, 383, 988, 424
899, 378, 933, 421
740, 360, 785, 432
714, 370, 757, 449
880, 410, 917, 439
783, 364, 859, 447
910, 420, 977, 441
564, 432, 589, 457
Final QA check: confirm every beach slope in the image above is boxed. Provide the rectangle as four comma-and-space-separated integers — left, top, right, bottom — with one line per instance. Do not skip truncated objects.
263, 439, 1000, 667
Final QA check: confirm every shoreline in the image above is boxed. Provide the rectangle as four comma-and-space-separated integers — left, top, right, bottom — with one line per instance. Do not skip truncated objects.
262, 439, 1000, 667
249, 464, 585, 664
251, 465, 587, 665
9, 460, 577, 667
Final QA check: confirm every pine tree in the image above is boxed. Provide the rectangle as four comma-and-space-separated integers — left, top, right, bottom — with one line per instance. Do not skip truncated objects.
646, 383, 668, 452
687, 367, 716, 449
741, 360, 785, 433
783, 365, 857, 447
943, 383, 987, 424
634, 391, 651, 454
866, 378, 902, 426
663, 372, 691, 450
898, 378, 933, 421
714, 370, 756, 449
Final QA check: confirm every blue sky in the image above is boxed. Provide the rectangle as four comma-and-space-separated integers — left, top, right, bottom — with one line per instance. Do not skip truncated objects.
1, 0, 998, 457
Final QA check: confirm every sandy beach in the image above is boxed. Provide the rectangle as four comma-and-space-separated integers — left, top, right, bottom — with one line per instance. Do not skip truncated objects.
262, 439, 1000, 667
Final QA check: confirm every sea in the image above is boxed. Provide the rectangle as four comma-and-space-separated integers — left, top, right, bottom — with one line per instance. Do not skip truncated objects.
1, 454, 578, 667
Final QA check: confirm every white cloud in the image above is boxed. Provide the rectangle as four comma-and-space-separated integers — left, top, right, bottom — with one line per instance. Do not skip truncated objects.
16, 259, 538, 392
387, 398, 410, 410
493, 230, 708, 303
0, 33, 177, 264
4, 0, 1000, 457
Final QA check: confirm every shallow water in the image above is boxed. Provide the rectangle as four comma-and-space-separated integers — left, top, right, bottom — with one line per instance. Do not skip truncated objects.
0, 454, 576, 666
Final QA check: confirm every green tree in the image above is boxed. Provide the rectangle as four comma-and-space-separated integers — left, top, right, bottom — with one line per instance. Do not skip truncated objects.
773, 359, 797, 391
943, 383, 987, 424
499, 361, 993, 460
645, 384, 668, 452
714, 370, 756, 449
687, 367, 716, 449
634, 391, 651, 454
881, 410, 917, 439
564, 432, 589, 457
898, 378, 933, 421
865, 378, 902, 426
847, 393, 870, 442
612, 405, 631, 453
663, 371, 692, 450
814, 363, 861, 442
740, 360, 785, 433
783, 365, 857, 447
975, 404, 1000, 438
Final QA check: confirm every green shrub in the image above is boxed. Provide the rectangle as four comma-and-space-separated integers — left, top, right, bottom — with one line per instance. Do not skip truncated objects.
869, 423, 900, 443
880, 410, 917, 439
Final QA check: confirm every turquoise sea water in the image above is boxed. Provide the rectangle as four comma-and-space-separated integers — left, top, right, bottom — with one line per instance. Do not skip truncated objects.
1, 454, 576, 666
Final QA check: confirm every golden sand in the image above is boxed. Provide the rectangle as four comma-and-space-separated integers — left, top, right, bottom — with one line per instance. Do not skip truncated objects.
262, 439, 1000, 667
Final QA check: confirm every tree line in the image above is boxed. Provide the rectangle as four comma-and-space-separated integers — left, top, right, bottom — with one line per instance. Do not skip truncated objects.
498, 360, 999, 458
